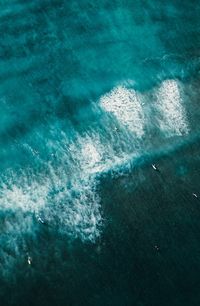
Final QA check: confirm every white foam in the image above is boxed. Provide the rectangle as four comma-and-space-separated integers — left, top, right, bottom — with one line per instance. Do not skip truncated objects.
0, 83, 146, 244
156, 80, 189, 136
69, 135, 100, 174
0, 173, 49, 213
71, 131, 133, 176
100, 86, 144, 137
79, 136, 103, 173
0, 134, 104, 243
51, 178, 102, 242
44, 130, 136, 241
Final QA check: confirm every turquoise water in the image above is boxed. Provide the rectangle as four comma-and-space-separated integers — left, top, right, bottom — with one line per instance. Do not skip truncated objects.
1, 1, 200, 305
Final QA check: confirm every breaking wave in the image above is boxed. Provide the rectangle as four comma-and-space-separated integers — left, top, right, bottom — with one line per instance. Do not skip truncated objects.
155, 80, 189, 136
0, 79, 191, 248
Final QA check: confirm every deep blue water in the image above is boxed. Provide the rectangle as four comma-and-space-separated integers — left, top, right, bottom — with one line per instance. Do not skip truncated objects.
1, 1, 200, 305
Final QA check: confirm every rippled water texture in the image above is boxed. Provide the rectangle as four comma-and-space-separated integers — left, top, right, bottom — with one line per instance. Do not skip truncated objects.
0, 1, 200, 305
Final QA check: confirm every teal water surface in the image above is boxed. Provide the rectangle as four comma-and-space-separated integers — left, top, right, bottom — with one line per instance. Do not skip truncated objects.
1, 1, 200, 305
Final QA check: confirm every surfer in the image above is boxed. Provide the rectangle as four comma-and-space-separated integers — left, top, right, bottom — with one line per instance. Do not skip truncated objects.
152, 164, 159, 171
38, 217, 45, 224
27, 256, 32, 265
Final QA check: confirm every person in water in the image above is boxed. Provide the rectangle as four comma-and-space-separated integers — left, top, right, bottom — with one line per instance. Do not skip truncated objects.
152, 164, 159, 171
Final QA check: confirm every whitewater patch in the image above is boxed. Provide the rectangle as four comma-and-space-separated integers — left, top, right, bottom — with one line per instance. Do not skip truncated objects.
47, 177, 102, 242
70, 134, 104, 174
0, 79, 191, 247
0, 133, 107, 243
100, 85, 144, 137
0, 172, 49, 213
156, 79, 189, 136
0, 171, 102, 244
0, 124, 139, 245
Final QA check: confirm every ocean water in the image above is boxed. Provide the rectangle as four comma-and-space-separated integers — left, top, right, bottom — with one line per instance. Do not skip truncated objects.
1, 1, 200, 305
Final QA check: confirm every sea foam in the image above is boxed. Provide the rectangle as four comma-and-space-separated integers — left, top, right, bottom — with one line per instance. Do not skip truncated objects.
100, 86, 144, 137
0, 79, 191, 246
156, 79, 189, 136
